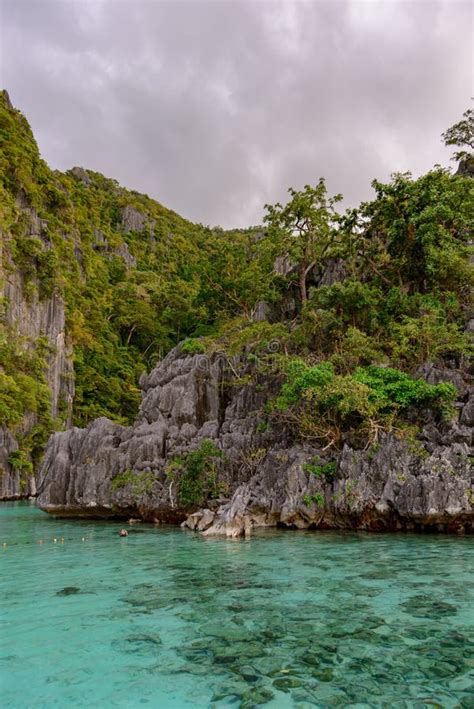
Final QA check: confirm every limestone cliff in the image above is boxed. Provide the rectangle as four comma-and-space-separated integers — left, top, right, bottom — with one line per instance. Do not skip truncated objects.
0, 206, 74, 498
37, 347, 473, 534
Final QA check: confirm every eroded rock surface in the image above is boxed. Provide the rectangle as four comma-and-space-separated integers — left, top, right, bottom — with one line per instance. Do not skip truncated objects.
1, 210, 74, 498
37, 348, 273, 519
37, 346, 473, 533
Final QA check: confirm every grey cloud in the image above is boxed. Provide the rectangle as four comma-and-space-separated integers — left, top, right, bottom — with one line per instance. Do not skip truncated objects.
0, 0, 472, 228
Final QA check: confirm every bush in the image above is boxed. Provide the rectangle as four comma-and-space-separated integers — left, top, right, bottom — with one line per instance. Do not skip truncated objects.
303, 492, 324, 508
303, 459, 337, 480
110, 469, 155, 495
8, 449, 33, 475
273, 359, 457, 448
353, 366, 457, 414
275, 360, 334, 410
165, 439, 224, 507
181, 338, 206, 355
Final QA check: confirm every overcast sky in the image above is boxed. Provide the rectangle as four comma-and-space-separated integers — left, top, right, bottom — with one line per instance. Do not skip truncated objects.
0, 0, 472, 228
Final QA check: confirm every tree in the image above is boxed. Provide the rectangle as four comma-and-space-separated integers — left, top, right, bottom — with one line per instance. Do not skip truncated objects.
340, 169, 473, 295
442, 107, 473, 162
263, 179, 342, 304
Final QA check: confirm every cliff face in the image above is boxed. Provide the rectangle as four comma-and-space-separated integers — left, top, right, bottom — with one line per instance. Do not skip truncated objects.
0, 205, 74, 498
37, 347, 474, 534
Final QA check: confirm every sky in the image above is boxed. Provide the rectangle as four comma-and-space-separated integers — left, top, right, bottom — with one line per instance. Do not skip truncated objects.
0, 0, 472, 228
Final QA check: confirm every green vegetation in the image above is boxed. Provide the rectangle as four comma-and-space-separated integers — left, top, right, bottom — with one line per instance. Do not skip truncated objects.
302, 492, 325, 508
0, 92, 472, 471
274, 360, 456, 448
303, 459, 337, 480
181, 338, 207, 355
442, 106, 473, 162
165, 440, 224, 507
110, 469, 155, 495
263, 179, 342, 303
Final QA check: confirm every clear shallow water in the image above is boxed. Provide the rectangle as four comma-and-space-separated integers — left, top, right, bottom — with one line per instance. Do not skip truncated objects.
0, 502, 473, 709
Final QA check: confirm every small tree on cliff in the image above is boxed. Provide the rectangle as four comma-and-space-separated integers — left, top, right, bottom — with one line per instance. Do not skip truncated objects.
263, 179, 342, 304
442, 106, 473, 162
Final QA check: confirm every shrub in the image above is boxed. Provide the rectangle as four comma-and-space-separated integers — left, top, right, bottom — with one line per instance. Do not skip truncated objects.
165, 439, 225, 507
275, 360, 334, 410
302, 492, 324, 508
303, 459, 337, 480
352, 366, 457, 414
8, 450, 33, 475
181, 338, 206, 355
273, 360, 457, 448
110, 469, 155, 495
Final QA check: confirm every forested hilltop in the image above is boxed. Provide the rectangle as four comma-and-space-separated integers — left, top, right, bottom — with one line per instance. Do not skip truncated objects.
0, 89, 472, 499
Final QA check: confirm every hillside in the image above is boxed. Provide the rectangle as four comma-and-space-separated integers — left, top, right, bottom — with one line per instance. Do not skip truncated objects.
0, 90, 274, 495
0, 90, 473, 510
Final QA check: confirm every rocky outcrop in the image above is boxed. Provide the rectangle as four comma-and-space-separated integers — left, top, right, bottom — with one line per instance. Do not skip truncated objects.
192, 432, 473, 537
37, 345, 473, 533
456, 155, 474, 177
69, 166, 92, 186
92, 229, 137, 268
120, 205, 156, 235
37, 348, 275, 518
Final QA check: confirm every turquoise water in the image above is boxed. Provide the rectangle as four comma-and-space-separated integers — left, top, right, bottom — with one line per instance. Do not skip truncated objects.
0, 502, 473, 708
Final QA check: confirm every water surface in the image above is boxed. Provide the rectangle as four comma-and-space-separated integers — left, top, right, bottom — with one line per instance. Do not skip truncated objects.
1, 502, 473, 708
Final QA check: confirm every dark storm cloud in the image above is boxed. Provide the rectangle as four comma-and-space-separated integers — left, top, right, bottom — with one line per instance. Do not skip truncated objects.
0, 0, 472, 227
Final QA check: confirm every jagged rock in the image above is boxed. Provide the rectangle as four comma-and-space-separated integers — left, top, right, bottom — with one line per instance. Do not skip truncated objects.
114, 243, 136, 269
252, 301, 271, 322
37, 348, 268, 519
37, 346, 473, 533
120, 205, 156, 234
460, 391, 474, 427
456, 155, 474, 177
69, 166, 91, 186
202, 436, 473, 536
1, 89, 13, 110
92, 229, 137, 268
316, 258, 348, 287
416, 362, 469, 397
273, 255, 296, 276
184, 509, 216, 531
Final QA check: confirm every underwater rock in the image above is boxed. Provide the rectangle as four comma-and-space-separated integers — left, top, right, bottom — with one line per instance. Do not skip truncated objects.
56, 587, 81, 596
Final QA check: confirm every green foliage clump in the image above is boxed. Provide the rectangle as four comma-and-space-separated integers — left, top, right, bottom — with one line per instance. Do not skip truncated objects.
110, 469, 155, 495
303, 459, 337, 480
7, 450, 33, 475
442, 107, 473, 162
275, 360, 335, 410
274, 359, 456, 449
181, 338, 206, 355
208, 319, 290, 358
165, 439, 224, 507
302, 492, 324, 508
352, 366, 456, 414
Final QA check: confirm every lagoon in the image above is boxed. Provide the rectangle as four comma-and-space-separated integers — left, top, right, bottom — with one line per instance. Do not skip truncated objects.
0, 502, 473, 708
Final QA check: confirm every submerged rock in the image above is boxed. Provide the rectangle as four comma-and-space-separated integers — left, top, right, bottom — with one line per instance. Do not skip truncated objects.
56, 587, 81, 596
